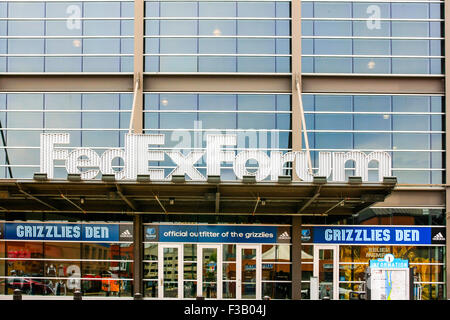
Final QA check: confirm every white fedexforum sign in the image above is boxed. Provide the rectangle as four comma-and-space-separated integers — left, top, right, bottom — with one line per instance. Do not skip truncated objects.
40, 133, 391, 182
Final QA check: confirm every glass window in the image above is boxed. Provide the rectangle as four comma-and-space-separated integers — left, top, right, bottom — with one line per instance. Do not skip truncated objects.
160, 38, 197, 54
354, 133, 390, 149
315, 95, 352, 112
392, 96, 429, 112
314, 2, 351, 18
238, 20, 275, 36
161, 20, 197, 35
199, 2, 236, 17
393, 133, 429, 150
84, 2, 121, 18
315, 133, 352, 149
199, 20, 236, 36
199, 39, 236, 54
314, 21, 351, 36
314, 39, 352, 55
393, 115, 430, 131
391, 3, 429, 19
161, 2, 197, 17
238, 2, 275, 18
9, 2, 45, 18
262, 245, 291, 262
316, 114, 352, 130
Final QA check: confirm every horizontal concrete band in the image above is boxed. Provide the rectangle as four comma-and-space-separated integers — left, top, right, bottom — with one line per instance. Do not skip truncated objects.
0, 74, 444, 94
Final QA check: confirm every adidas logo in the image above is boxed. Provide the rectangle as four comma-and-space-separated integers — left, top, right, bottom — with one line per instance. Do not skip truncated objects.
432, 232, 445, 241
120, 229, 133, 238
278, 231, 291, 240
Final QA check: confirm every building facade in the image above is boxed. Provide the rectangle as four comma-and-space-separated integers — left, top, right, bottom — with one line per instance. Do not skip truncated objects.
0, 0, 447, 300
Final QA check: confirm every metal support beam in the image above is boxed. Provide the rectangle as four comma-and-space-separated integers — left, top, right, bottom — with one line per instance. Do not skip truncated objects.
298, 186, 322, 213
153, 194, 167, 214
252, 196, 261, 216
292, 216, 302, 300
215, 192, 220, 214
16, 183, 57, 211
133, 214, 143, 296
116, 184, 137, 211
322, 199, 346, 215
60, 193, 86, 214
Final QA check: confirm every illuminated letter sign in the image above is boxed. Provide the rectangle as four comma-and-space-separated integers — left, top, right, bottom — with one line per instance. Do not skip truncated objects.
40, 133, 392, 182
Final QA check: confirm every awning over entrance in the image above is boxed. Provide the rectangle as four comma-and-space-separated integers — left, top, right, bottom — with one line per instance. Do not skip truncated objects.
0, 178, 396, 216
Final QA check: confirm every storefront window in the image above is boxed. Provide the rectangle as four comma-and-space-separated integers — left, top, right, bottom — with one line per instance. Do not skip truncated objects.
44, 242, 80, 260
262, 264, 291, 281
144, 243, 158, 261
262, 245, 291, 262
184, 244, 196, 261
262, 282, 291, 299
223, 244, 236, 261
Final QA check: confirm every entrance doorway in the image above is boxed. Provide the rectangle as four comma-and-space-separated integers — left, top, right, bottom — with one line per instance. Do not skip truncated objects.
158, 244, 183, 299
236, 244, 262, 299
197, 244, 222, 299
313, 245, 338, 300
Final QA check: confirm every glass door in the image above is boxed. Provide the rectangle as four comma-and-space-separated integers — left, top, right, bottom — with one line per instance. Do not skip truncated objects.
236, 245, 261, 299
158, 244, 183, 298
313, 245, 338, 300
197, 244, 222, 299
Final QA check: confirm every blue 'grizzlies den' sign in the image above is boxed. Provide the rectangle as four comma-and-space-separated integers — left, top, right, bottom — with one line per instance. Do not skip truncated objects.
1, 223, 133, 242
302, 226, 445, 245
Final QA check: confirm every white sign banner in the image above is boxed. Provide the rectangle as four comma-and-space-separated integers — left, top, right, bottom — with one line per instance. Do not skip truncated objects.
40, 133, 391, 182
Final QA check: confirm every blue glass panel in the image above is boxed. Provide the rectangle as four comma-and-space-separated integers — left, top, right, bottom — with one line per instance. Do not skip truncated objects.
82, 112, 119, 128
0, 58, 5, 72
83, 94, 119, 110
84, 38, 120, 53
393, 96, 429, 112
0, 21, 6, 36
315, 95, 352, 112
83, 20, 120, 36
393, 171, 429, 184
8, 112, 43, 128
199, 20, 236, 36
7, 130, 41, 147
238, 21, 275, 36
145, 2, 159, 17
301, 57, 313, 73
161, 20, 197, 35
199, 113, 236, 129
353, 21, 390, 37
8, 57, 44, 72
314, 2, 351, 18
238, 95, 275, 111
354, 133, 390, 149
354, 114, 391, 130
238, 57, 275, 72
430, 59, 443, 74
431, 133, 443, 150
84, 2, 121, 18
160, 56, 197, 72
392, 40, 429, 56
144, 113, 158, 129
393, 133, 429, 149
314, 39, 352, 54
46, 21, 82, 36
199, 38, 236, 53
314, 21, 351, 36
199, 94, 236, 111
238, 2, 275, 18
45, 112, 81, 129
8, 94, 43, 110
121, 38, 134, 54
276, 57, 290, 73
9, 2, 45, 18
159, 94, 197, 110
430, 40, 442, 56
160, 38, 197, 53
198, 57, 236, 72
392, 115, 430, 131
45, 57, 82, 72
122, 2, 134, 17
145, 38, 159, 54
8, 149, 39, 165
354, 58, 390, 74
315, 133, 352, 149
160, 113, 197, 129
199, 2, 236, 17
392, 58, 429, 74
430, 3, 442, 19
46, 2, 82, 18
277, 114, 290, 130
276, 39, 290, 54
8, 39, 44, 54
8, 21, 44, 36
276, 2, 290, 18
431, 152, 443, 168
82, 131, 119, 148
145, 56, 159, 72
431, 171, 443, 184
276, 20, 290, 36
301, 2, 313, 18
46, 39, 82, 54
276, 95, 290, 111
238, 39, 275, 54
393, 151, 430, 168
0, 2, 6, 17
391, 3, 429, 19
83, 57, 120, 72
45, 94, 81, 110
352, 3, 390, 18
431, 97, 443, 113
353, 39, 390, 55
301, 21, 313, 36
237, 113, 275, 129
392, 22, 428, 37
161, 2, 197, 17
429, 22, 442, 38
354, 95, 390, 112
315, 114, 352, 130
314, 57, 352, 73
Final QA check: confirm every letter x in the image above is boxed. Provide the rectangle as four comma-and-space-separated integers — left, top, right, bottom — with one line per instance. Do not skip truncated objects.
166, 151, 205, 181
